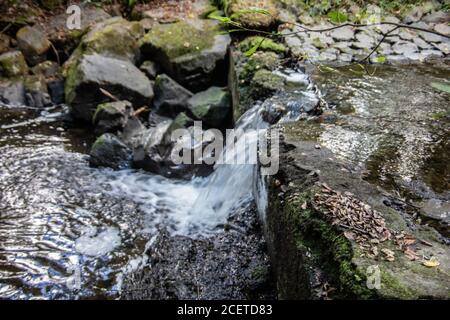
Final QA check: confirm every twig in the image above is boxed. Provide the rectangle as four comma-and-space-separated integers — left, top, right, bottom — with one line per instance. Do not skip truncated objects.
99, 88, 120, 101
132, 106, 149, 117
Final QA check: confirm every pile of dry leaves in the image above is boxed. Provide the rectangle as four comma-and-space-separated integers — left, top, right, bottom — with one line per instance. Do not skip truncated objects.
312, 183, 432, 264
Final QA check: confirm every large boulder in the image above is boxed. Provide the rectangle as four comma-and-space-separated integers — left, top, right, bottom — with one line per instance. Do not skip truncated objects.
93, 101, 133, 134
64, 17, 145, 71
64, 54, 154, 122
0, 51, 29, 77
140, 19, 230, 91
16, 26, 51, 66
187, 86, 231, 128
90, 133, 132, 170
153, 74, 193, 117
227, 0, 278, 30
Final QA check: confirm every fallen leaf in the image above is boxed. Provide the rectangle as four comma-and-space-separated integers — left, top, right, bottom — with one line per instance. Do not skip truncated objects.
423, 257, 440, 268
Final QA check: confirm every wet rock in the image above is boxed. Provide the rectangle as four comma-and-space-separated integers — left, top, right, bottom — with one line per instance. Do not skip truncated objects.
0, 51, 29, 77
0, 33, 10, 54
168, 112, 195, 132
47, 80, 65, 104
250, 69, 285, 99
16, 26, 51, 66
377, 42, 393, 55
330, 26, 355, 41
65, 54, 154, 122
187, 86, 231, 128
24, 75, 52, 108
121, 204, 274, 300
132, 119, 176, 176
140, 19, 230, 92
153, 74, 193, 117
227, 0, 278, 30
93, 101, 133, 135
90, 133, 132, 170
0, 80, 26, 106
139, 60, 158, 80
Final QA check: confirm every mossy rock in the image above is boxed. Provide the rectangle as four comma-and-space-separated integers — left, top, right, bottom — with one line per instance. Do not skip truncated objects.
63, 17, 144, 76
239, 36, 286, 54
16, 26, 51, 66
227, 0, 278, 30
0, 51, 29, 77
140, 19, 230, 91
187, 86, 231, 127
250, 69, 285, 98
239, 51, 280, 83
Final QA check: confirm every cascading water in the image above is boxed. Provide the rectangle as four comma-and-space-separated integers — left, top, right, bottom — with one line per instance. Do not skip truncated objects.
0, 67, 315, 299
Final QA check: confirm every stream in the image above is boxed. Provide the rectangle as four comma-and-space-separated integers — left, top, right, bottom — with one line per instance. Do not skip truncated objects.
0, 61, 448, 299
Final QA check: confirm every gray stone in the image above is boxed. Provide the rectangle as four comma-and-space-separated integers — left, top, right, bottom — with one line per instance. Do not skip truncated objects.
139, 60, 158, 80
153, 74, 193, 117
65, 54, 154, 122
187, 86, 231, 127
392, 41, 419, 55
421, 49, 444, 59
432, 42, 450, 55
420, 31, 445, 43
413, 37, 433, 49
333, 41, 353, 54
434, 23, 450, 36
140, 19, 231, 92
340, 53, 353, 63
330, 26, 355, 41
422, 11, 450, 23
93, 101, 133, 134
355, 32, 375, 46
90, 133, 132, 170
0, 51, 29, 77
16, 26, 51, 66
0, 80, 26, 106
378, 42, 393, 55
385, 36, 401, 44
24, 75, 52, 108
398, 30, 416, 41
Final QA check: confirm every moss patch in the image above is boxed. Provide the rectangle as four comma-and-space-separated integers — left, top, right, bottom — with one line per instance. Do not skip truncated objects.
239, 36, 286, 54
140, 20, 218, 60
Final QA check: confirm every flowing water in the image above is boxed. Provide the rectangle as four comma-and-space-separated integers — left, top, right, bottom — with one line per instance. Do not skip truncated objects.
0, 95, 268, 299
291, 62, 450, 235
1, 62, 448, 299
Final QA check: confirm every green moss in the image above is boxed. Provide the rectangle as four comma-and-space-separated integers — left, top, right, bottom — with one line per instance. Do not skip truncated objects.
250, 69, 285, 97
0, 51, 28, 77
227, 0, 278, 29
379, 269, 418, 299
239, 36, 286, 54
140, 21, 218, 60
281, 189, 376, 299
239, 51, 280, 83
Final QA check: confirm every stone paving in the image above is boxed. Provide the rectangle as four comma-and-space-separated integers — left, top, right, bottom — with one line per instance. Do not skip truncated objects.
280, 13, 450, 64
